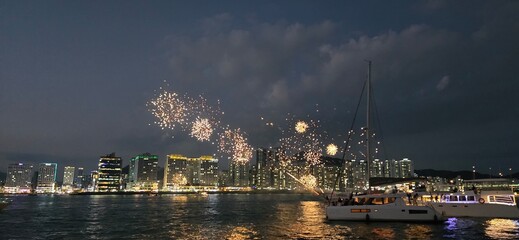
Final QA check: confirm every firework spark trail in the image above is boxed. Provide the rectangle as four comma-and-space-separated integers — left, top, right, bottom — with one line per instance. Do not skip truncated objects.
285, 172, 321, 195
218, 128, 253, 165
299, 174, 317, 188
278, 116, 325, 166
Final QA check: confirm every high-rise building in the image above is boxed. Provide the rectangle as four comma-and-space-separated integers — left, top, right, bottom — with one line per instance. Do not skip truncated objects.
199, 156, 218, 186
163, 154, 219, 190
74, 167, 84, 189
254, 148, 276, 189
314, 157, 344, 191
383, 159, 399, 178
97, 153, 122, 192
128, 153, 159, 190
371, 159, 384, 178
230, 161, 250, 187
63, 166, 75, 186
5, 163, 34, 193
36, 163, 58, 193
89, 170, 98, 192
350, 159, 368, 191
399, 158, 414, 178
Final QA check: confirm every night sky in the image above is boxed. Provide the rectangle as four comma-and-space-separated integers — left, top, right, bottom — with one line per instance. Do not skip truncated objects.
1, 0, 518, 175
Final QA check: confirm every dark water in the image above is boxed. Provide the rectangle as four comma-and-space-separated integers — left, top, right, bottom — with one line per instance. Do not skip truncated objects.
1, 194, 519, 239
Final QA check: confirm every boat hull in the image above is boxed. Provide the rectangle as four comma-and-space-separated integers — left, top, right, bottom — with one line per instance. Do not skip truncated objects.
326, 205, 441, 222
429, 202, 519, 219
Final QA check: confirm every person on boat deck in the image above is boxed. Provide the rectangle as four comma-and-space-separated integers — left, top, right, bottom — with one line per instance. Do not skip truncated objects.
407, 193, 412, 204
471, 185, 478, 194
413, 193, 419, 205
434, 195, 439, 202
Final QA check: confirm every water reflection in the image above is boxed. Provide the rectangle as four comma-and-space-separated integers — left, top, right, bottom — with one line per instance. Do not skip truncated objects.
371, 227, 395, 239
6, 194, 518, 239
274, 200, 351, 239
404, 225, 433, 239
225, 225, 260, 240
171, 194, 189, 202
485, 218, 519, 239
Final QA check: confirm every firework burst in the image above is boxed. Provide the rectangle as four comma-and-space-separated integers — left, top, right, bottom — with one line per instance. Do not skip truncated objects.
218, 128, 253, 165
148, 85, 223, 143
326, 144, 338, 156
279, 117, 324, 166
190, 118, 213, 142
295, 121, 309, 133
172, 173, 187, 186
299, 174, 317, 189
147, 91, 187, 130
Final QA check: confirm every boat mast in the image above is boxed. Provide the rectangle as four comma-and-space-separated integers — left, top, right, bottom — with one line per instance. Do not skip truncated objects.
366, 60, 371, 191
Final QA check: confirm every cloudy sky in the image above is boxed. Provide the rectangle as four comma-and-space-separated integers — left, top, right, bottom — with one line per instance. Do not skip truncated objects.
1, 0, 518, 175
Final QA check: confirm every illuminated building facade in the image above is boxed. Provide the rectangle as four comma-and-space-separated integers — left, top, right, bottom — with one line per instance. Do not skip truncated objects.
384, 159, 399, 178
399, 158, 414, 178
230, 161, 250, 187
74, 167, 84, 189
199, 156, 218, 186
163, 154, 219, 190
63, 166, 75, 186
371, 159, 384, 178
253, 148, 273, 189
128, 153, 159, 190
313, 157, 344, 191
5, 163, 34, 193
96, 153, 122, 192
36, 163, 58, 193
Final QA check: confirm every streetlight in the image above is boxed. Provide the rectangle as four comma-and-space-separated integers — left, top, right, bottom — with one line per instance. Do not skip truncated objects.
489, 167, 492, 179
472, 165, 476, 180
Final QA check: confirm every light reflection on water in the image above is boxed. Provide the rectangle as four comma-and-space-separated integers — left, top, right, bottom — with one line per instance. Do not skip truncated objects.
1, 194, 518, 239
484, 218, 519, 239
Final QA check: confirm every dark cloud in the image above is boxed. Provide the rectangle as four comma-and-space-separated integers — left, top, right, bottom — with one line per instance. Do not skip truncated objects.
1, 1, 518, 175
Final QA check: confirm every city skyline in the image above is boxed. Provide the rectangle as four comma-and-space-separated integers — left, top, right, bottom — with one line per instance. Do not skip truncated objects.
1, 1, 518, 173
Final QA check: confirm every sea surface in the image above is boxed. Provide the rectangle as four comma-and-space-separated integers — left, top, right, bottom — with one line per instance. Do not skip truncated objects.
1, 193, 519, 239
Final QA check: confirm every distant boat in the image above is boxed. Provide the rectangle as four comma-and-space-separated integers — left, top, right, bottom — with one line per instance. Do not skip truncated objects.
427, 190, 519, 219
0, 198, 11, 211
325, 62, 442, 222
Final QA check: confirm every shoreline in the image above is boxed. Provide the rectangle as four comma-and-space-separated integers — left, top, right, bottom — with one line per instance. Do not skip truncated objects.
1, 190, 320, 196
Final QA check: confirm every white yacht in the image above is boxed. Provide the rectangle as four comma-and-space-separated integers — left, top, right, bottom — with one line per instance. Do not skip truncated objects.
428, 190, 519, 218
326, 193, 443, 221
325, 62, 442, 222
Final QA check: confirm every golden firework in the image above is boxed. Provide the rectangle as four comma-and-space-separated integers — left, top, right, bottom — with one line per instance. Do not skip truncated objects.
295, 121, 309, 133
190, 118, 213, 142
299, 174, 317, 188
326, 144, 338, 156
